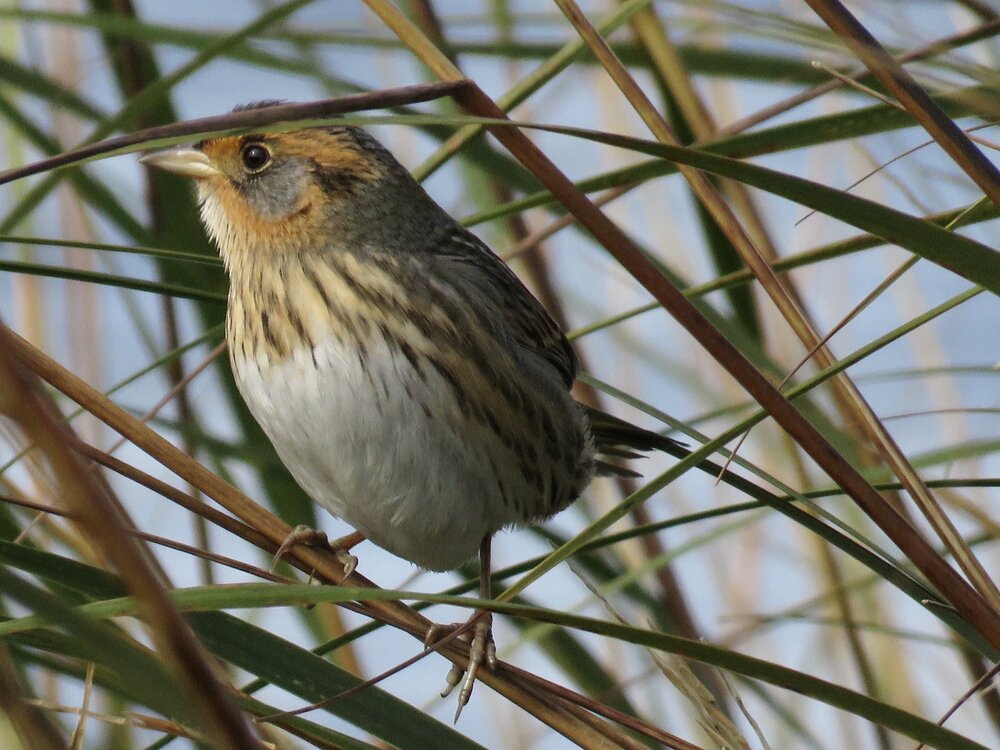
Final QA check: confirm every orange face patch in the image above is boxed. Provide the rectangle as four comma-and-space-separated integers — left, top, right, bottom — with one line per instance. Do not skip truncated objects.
272, 130, 384, 183
198, 135, 242, 164
194, 128, 385, 259
198, 129, 383, 186
206, 177, 326, 256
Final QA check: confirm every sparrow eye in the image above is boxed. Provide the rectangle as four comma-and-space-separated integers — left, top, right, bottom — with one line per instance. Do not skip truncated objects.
241, 143, 271, 173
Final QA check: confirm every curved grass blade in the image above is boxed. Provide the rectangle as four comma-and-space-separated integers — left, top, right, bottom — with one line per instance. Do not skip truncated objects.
462, 85, 1000, 225
530, 123, 1000, 294
0, 568, 199, 731
0, 542, 485, 750
0, 54, 106, 120
0, 235, 222, 266
0, 260, 226, 303
31, 582, 988, 750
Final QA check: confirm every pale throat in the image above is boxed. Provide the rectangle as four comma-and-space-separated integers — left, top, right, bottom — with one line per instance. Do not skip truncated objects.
197, 180, 327, 277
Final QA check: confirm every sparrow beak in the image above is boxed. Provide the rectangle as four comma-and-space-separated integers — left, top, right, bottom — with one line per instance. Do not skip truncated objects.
140, 148, 218, 179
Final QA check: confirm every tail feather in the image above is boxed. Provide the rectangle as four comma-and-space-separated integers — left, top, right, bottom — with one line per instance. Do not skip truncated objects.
595, 446, 646, 460
583, 405, 686, 478
594, 459, 642, 479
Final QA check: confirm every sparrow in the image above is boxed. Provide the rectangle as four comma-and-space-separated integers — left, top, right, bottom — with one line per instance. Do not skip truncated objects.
141, 102, 679, 717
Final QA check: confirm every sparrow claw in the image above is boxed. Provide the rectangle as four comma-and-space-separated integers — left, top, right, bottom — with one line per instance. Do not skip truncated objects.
439, 664, 464, 699
338, 550, 359, 577
424, 612, 496, 721
423, 621, 449, 650
455, 613, 495, 721
273, 525, 324, 569
272, 525, 360, 577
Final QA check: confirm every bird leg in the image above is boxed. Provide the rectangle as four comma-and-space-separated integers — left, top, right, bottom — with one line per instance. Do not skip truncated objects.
424, 535, 497, 721
272, 525, 364, 577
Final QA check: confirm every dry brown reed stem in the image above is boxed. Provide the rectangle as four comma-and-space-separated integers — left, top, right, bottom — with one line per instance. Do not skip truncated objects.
556, 0, 1000, 628
501, 185, 632, 262
0, 81, 473, 187
804, 0, 1000, 207
716, 16, 1000, 137
0, 322, 264, 750
0, 493, 286, 584
0, 643, 68, 750
361, 0, 1000, 652
624, 9, 896, 737
76, 444, 273, 553
409, 0, 719, 719
628, 3, 782, 267
791, 0, 1000, 611
556, 0, 1000, 627
502, 663, 706, 750
917, 660, 1000, 750
4, 330, 648, 749
26, 700, 217, 746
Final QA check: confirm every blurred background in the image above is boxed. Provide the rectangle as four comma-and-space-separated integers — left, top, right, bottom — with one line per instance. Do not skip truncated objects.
1, 1, 999, 748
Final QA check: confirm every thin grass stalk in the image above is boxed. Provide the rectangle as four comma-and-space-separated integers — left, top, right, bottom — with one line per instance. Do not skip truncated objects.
0, 82, 472, 186
367, 0, 1000, 655
159, 299, 214, 586
716, 15, 1000, 136
549, 0, 1000, 622
803, 0, 1000, 207
358, 0, 1000, 649
411, 0, 654, 181
0, 643, 68, 750
0, 321, 264, 750
626, 1, 771, 325
4, 329, 645, 749
791, 440, 892, 750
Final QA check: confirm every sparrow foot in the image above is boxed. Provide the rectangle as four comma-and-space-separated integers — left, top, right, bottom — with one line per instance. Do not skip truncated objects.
272, 525, 363, 577
425, 611, 497, 721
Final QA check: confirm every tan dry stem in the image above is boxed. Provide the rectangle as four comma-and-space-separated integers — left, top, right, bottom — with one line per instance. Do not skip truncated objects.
360, 0, 1000, 653
4, 328, 646, 750
552, 0, 1000, 616
0, 321, 264, 750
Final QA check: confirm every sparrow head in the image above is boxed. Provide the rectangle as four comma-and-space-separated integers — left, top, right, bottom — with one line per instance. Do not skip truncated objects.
142, 105, 444, 266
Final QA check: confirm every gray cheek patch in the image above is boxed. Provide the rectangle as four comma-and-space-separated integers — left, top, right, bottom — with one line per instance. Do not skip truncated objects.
240, 159, 309, 219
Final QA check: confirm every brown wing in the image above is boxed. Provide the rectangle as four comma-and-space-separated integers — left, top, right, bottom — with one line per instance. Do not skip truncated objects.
429, 226, 578, 388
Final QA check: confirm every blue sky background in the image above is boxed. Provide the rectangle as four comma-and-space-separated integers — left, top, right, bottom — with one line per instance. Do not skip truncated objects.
1, 1, 999, 748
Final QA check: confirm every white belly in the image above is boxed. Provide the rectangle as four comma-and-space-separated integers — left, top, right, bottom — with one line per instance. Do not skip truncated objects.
231, 335, 521, 570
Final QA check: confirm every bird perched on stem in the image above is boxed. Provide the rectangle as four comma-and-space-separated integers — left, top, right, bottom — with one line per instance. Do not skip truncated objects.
142, 103, 680, 718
